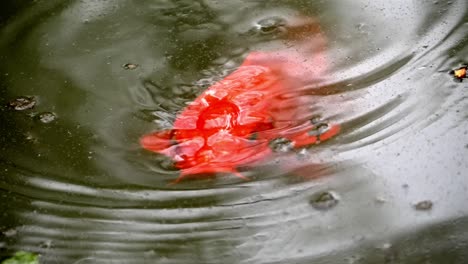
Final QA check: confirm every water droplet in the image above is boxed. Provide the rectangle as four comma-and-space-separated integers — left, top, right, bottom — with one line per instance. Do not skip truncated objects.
413, 200, 433, 210
123, 63, 138, 70
256, 17, 286, 34
7, 96, 36, 111
310, 191, 339, 210
268, 137, 294, 152
37, 112, 57, 123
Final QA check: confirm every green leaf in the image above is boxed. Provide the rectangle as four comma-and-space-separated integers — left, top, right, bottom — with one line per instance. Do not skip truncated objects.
1, 251, 39, 264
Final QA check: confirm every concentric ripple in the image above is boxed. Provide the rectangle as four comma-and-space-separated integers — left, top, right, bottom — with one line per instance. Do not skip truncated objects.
1, 0, 468, 263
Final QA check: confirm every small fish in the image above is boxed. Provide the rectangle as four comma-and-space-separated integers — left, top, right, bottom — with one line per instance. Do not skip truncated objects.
140, 16, 340, 182
450, 64, 467, 81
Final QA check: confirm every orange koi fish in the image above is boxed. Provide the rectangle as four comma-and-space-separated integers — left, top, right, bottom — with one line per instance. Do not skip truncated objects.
140, 16, 340, 182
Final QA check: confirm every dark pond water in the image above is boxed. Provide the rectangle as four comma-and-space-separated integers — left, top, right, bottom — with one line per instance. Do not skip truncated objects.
1, 0, 468, 263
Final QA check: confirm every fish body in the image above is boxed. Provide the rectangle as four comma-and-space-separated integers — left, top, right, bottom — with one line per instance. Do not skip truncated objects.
140, 17, 340, 181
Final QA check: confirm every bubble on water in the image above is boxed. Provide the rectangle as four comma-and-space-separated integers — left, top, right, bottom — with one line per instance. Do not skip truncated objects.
317, 123, 330, 134
7, 96, 36, 111
268, 137, 294, 152
256, 17, 286, 34
37, 112, 57, 123
413, 200, 433, 211
310, 115, 322, 124
123, 63, 138, 70
310, 191, 340, 210
308, 123, 330, 137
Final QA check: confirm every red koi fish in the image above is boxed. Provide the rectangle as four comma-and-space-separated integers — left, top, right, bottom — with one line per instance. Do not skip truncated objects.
140, 16, 340, 182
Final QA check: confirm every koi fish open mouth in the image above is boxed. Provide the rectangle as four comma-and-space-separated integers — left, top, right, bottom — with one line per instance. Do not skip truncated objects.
140, 15, 340, 183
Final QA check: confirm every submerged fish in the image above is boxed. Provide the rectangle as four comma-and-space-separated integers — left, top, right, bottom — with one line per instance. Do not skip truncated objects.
140, 16, 340, 182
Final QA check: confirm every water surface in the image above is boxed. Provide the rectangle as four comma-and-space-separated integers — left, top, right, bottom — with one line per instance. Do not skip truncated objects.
1, 0, 467, 263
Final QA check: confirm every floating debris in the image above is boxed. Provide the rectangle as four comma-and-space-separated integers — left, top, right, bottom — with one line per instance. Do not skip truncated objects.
7, 96, 36, 111
123, 63, 138, 70
449, 64, 467, 81
2, 229, 17, 237
36, 112, 57, 123
413, 200, 433, 211
268, 137, 294, 152
310, 191, 339, 210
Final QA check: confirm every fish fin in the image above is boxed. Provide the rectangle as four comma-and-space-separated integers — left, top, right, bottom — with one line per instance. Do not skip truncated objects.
140, 129, 174, 153
168, 167, 249, 185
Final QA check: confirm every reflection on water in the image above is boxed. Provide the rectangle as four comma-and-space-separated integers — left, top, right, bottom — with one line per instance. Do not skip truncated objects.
0, 0, 467, 263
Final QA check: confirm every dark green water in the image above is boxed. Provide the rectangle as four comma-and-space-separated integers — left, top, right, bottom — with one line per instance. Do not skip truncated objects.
1, 0, 467, 263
